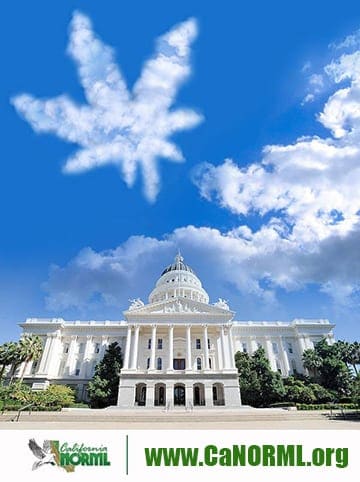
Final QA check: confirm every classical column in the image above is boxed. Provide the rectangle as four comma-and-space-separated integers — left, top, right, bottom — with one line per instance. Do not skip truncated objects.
150, 324, 157, 370
146, 383, 155, 408
265, 337, 276, 371
186, 324, 192, 370
37, 335, 53, 374
220, 325, 227, 369
250, 337, 258, 355
203, 325, 210, 370
168, 324, 174, 371
166, 383, 173, 409
278, 337, 290, 375
99, 336, 108, 360
204, 384, 213, 407
227, 325, 235, 368
43, 334, 59, 374
80, 336, 93, 378
131, 325, 140, 370
123, 326, 132, 369
65, 336, 78, 375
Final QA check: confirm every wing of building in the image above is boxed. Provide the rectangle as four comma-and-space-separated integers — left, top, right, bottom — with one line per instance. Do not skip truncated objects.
19, 254, 335, 409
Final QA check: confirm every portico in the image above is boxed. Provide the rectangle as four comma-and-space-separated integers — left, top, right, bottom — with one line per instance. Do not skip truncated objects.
117, 254, 242, 409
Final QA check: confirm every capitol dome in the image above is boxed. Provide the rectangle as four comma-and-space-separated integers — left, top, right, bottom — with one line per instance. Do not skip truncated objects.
148, 253, 209, 304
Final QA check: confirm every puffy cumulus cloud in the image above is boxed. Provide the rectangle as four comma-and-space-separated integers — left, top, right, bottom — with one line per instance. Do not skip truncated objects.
193, 39, 360, 304
44, 222, 360, 312
12, 11, 202, 202
42, 25, 360, 312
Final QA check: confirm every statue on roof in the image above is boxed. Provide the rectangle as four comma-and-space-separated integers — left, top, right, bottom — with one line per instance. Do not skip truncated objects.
128, 298, 145, 311
213, 298, 230, 310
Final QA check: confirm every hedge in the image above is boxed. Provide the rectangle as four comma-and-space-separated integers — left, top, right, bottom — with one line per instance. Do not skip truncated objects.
296, 403, 359, 410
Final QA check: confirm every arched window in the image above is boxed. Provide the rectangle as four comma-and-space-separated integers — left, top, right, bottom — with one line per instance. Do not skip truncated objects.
196, 357, 202, 370
157, 357, 162, 370
146, 358, 150, 369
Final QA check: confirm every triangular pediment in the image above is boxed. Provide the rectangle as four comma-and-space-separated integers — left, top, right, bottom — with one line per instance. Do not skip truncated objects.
124, 297, 234, 318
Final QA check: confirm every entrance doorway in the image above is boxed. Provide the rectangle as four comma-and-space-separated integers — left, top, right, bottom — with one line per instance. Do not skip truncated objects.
173, 358, 185, 370
193, 383, 205, 406
174, 384, 186, 405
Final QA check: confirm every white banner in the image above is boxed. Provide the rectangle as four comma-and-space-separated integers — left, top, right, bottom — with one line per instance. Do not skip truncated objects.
0, 430, 358, 481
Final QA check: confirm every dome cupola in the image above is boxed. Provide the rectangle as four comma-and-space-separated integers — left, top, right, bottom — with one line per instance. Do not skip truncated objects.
148, 253, 209, 304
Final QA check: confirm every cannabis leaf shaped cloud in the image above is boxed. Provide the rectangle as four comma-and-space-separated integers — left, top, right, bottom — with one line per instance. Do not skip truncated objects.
12, 11, 202, 201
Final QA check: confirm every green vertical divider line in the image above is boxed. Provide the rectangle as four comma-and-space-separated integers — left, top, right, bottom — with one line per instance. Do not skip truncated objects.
126, 434, 129, 475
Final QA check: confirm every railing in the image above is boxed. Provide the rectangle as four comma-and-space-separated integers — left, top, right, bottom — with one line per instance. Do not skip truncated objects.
163, 401, 171, 412
10, 403, 34, 422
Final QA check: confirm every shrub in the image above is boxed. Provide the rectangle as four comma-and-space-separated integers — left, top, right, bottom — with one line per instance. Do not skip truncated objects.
33, 385, 75, 408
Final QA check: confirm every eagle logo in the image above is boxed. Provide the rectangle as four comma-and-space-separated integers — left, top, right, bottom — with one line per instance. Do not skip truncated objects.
28, 439, 56, 471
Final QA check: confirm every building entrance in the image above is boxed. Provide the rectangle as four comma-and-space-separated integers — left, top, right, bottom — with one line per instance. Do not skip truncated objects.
174, 384, 186, 405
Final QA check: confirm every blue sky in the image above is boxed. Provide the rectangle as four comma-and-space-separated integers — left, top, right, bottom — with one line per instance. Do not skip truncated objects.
1, 0, 360, 343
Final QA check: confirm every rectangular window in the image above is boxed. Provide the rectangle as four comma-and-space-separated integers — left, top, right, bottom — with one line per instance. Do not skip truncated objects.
157, 338, 163, 350
78, 343, 85, 353
196, 338, 201, 349
272, 342, 279, 354
207, 338, 211, 350
63, 343, 69, 354
95, 343, 100, 354
242, 342, 247, 353
287, 342, 293, 354
257, 342, 262, 349
75, 362, 81, 376
148, 339, 152, 349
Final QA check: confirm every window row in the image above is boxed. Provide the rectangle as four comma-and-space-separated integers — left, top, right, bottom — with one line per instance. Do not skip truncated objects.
147, 338, 211, 350
240, 341, 294, 354
146, 357, 212, 370
63, 342, 101, 355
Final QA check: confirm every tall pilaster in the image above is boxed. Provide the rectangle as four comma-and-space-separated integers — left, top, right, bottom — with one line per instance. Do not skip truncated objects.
37, 335, 53, 374
80, 336, 93, 378
220, 325, 226, 369
168, 324, 174, 371
130, 325, 140, 370
65, 336, 78, 376
227, 325, 235, 368
150, 324, 157, 370
186, 324, 192, 370
123, 326, 132, 369
278, 337, 290, 375
203, 325, 210, 370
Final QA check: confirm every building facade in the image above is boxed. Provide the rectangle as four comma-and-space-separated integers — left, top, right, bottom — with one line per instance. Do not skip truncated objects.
19, 254, 335, 409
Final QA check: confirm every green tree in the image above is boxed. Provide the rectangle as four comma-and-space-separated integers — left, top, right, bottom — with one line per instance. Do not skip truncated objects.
283, 377, 316, 404
302, 339, 353, 397
351, 374, 360, 406
8, 343, 26, 384
0, 342, 19, 381
88, 342, 123, 408
235, 348, 285, 407
346, 342, 360, 375
17, 335, 43, 382
302, 349, 322, 378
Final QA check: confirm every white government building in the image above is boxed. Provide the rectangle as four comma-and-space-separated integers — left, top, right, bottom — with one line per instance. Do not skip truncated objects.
20, 254, 335, 409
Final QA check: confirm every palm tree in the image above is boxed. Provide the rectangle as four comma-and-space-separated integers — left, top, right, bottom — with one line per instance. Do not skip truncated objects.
347, 342, 360, 375
8, 342, 27, 384
17, 335, 43, 382
0, 342, 19, 381
302, 348, 322, 378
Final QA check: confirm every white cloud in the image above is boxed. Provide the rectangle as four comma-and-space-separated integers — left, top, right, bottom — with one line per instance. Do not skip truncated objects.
43, 25, 360, 312
11, 11, 202, 202
192, 39, 360, 304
